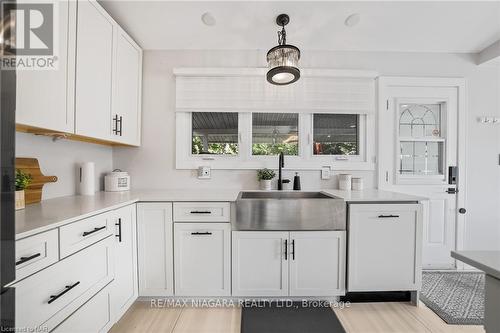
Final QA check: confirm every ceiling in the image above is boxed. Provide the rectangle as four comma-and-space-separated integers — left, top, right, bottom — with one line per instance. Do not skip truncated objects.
99, 1, 500, 53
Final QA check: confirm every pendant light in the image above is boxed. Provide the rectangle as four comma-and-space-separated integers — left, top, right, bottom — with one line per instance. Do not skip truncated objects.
266, 14, 301, 85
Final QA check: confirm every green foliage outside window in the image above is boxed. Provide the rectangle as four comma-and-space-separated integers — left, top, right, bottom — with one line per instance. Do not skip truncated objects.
252, 143, 298, 156
192, 136, 238, 155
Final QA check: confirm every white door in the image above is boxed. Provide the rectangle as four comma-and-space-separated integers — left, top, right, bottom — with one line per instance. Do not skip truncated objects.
75, 0, 114, 140
232, 231, 288, 297
16, 0, 76, 133
379, 77, 466, 269
136, 203, 174, 296
174, 223, 230, 296
289, 231, 346, 296
112, 27, 142, 145
110, 204, 137, 320
348, 204, 422, 291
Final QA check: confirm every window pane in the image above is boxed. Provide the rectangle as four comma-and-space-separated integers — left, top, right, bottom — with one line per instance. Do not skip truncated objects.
399, 141, 444, 176
252, 113, 299, 155
399, 104, 441, 138
192, 112, 238, 155
313, 114, 359, 155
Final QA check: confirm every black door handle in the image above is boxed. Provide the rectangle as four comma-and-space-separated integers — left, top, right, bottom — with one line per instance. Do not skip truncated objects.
378, 215, 400, 218
16, 253, 41, 266
459, 208, 467, 214
284, 239, 288, 260
115, 218, 122, 242
82, 226, 106, 237
191, 232, 212, 235
48, 281, 80, 304
446, 188, 458, 194
190, 211, 211, 214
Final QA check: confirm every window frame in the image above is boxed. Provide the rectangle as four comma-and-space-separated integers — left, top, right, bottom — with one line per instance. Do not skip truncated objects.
176, 111, 375, 171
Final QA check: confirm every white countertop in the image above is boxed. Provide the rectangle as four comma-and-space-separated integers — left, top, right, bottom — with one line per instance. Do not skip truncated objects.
15, 188, 425, 239
452, 251, 500, 280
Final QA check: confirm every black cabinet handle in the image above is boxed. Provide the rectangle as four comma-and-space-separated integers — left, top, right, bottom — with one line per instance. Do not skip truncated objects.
82, 226, 106, 237
16, 253, 41, 266
378, 215, 400, 218
115, 218, 122, 242
291, 239, 295, 260
48, 281, 80, 304
112, 114, 118, 135
191, 232, 212, 235
190, 211, 211, 214
284, 239, 288, 260
118, 116, 123, 136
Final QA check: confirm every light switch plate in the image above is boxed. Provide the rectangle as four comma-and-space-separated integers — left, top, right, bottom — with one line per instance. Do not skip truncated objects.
198, 166, 211, 179
321, 166, 331, 180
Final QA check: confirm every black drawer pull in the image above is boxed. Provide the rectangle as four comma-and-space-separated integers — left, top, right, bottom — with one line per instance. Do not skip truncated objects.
191, 232, 212, 235
190, 211, 212, 214
116, 218, 122, 242
378, 215, 400, 218
291, 239, 296, 260
284, 239, 288, 261
16, 253, 41, 266
82, 226, 106, 237
48, 281, 80, 304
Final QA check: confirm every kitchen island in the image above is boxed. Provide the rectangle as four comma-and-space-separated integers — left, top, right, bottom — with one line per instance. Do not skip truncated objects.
452, 251, 500, 333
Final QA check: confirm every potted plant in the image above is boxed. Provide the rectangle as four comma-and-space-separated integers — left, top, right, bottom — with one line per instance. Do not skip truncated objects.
257, 168, 276, 191
15, 169, 32, 210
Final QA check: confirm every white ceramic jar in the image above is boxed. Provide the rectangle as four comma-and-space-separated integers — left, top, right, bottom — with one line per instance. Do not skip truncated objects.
352, 177, 364, 191
338, 174, 352, 191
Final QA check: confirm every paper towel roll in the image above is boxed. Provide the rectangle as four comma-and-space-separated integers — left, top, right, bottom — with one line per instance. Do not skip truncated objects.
78, 162, 95, 196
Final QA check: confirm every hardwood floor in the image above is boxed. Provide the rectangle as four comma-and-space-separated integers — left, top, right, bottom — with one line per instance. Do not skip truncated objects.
110, 301, 484, 333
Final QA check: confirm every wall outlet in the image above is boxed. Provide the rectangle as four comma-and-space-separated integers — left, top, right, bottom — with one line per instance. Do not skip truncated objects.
321, 166, 331, 180
197, 166, 211, 179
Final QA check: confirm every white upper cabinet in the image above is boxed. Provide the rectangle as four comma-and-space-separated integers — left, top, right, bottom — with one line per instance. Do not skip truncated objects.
16, 0, 76, 133
74, 0, 114, 141
112, 27, 142, 146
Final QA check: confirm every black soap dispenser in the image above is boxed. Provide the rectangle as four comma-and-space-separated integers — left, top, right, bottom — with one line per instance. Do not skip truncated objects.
293, 172, 301, 191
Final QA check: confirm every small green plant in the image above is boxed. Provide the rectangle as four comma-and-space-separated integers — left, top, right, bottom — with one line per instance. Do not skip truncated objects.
15, 169, 32, 191
257, 168, 276, 181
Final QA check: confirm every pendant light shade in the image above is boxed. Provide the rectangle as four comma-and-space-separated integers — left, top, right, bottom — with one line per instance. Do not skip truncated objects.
266, 14, 301, 85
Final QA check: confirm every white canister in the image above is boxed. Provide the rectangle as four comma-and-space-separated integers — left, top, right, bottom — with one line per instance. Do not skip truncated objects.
338, 174, 352, 191
78, 162, 95, 196
352, 177, 364, 191
105, 170, 131, 192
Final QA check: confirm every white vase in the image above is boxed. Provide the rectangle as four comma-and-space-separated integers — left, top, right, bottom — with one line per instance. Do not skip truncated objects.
15, 190, 25, 210
260, 179, 272, 191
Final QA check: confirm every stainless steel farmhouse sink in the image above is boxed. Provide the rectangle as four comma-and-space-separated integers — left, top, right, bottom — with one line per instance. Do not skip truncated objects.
235, 191, 346, 231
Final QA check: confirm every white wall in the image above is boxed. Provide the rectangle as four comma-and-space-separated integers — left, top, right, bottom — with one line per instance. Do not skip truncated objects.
16, 132, 113, 199
113, 49, 500, 250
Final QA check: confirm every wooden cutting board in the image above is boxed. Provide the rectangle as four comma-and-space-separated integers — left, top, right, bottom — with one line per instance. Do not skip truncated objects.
15, 158, 58, 204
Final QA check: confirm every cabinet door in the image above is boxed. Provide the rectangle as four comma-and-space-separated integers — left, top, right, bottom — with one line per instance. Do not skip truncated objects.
289, 231, 346, 296
75, 0, 114, 140
111, 204, 137, 320
16, 0, 76, 133
174, 223, 230, 296
232, 231, 288, 297
112, 27, 142, 146
348, 204, 422, 292
137, 203, 173, 296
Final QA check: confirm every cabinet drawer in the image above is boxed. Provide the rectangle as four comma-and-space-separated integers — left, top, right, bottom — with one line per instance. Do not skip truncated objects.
59, 212, 113, 258
174, 223, 231, 296
348, 204, 422, 292
16, 229, 59, 281
173, 202, 230, 222
15, 236, 114, 331
52, 285, 112, 333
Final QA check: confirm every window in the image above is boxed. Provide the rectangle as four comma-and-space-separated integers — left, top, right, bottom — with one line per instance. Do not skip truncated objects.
191, 112, 238, 155
313, 114, 359, 155
252, 113, 299, 156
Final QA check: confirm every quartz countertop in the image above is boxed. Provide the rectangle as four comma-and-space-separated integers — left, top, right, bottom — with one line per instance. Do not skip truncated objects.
452, 251, 500, 280
16, 188, 426, 239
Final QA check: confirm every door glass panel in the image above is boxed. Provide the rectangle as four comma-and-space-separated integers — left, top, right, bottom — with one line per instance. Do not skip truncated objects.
252, 113, 299, 155
399, 141, 444, 176
399, 104, 441, 138
192, 112, 238, 155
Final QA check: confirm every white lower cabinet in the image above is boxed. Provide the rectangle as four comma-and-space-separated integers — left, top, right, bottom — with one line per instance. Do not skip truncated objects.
289, 231, 346, 296
52, 286, 113, 333
174, 223, 231, 296
348, 204, 423, 292
232, 231, 346, 297
110, 204, 138, 320
137, 203, 174, 296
